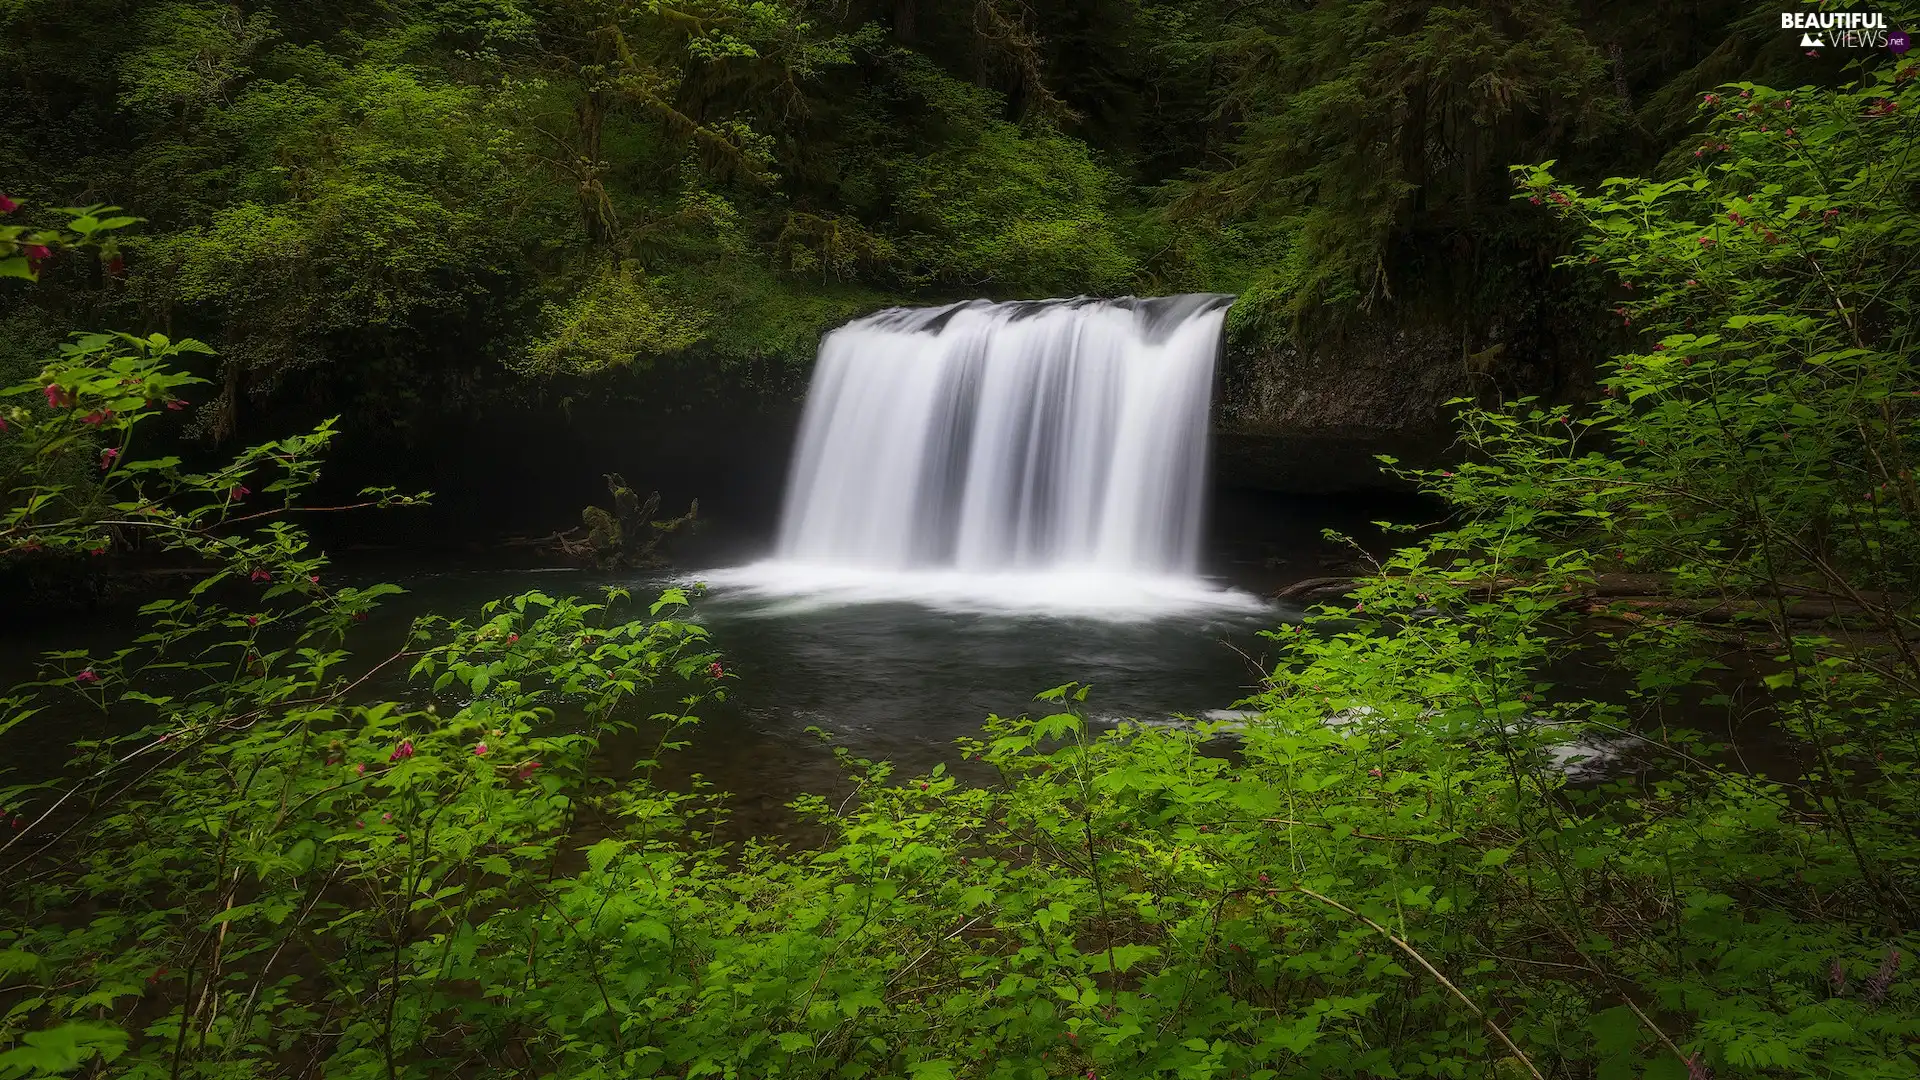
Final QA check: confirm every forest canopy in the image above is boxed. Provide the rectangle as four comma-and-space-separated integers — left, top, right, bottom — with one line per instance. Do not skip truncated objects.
0, 0, 1839, 436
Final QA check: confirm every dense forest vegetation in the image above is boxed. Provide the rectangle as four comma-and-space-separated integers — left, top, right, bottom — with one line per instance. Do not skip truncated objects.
0, 0, 1832, 443
3, 1, 1920, 1079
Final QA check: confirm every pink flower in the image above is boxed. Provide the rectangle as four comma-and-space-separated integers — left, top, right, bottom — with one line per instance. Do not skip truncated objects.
99, 447, 118, 469
1697, 236, 1716, 246
1865, 947, 1902, 1004
507, 633, 518, 643
166, 399, 187, 411
44, 385, 72, 409
230, 485, 250, 501
389, 740, 414, 762
245, 615, 258, 626
308, 574, 319, 584
0, 417, 7, 432
80, 409, 112, 426
1368, 767, 1383, 778
23, 244, 49, 264
709, 661, 724, 678
75, 670, 98, 684
355, 763, 366, 775
250, 569, 270, 582
472, 742, 489, 756
516, 761, 542, 781
0, 194, 16, 213
382, 812, 392, 822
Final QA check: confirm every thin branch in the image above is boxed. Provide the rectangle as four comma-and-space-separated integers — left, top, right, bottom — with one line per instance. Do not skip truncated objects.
1291, 885, 1546, 1080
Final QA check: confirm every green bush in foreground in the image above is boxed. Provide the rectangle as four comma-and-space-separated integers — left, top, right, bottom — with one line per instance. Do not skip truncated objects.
1, 58, 1917, 1080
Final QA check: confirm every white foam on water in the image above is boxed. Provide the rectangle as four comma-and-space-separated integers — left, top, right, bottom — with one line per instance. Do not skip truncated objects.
694, 562, 1267, 621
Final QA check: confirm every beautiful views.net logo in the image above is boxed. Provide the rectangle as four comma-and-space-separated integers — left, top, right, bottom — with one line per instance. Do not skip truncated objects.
1780, 10, 1910, 52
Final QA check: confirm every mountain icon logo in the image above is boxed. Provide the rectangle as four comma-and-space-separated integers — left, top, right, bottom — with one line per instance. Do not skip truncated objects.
1799, 31, 1826, 47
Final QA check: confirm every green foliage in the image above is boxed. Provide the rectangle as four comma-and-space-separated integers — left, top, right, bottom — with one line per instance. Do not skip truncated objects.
1169, 0, 1620, 329
0, 0, 1808, 412
523, 264, 708, 376
5, 19, 1920, 1080
896, 123, 1140, 295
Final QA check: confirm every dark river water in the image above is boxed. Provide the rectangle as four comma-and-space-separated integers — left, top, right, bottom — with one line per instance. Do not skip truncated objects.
2, 491, 1438, 833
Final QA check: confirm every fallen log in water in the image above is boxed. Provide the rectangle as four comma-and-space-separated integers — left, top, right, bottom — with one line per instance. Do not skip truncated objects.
1272, 576, 1362, 604
1274, 572, 1903, 630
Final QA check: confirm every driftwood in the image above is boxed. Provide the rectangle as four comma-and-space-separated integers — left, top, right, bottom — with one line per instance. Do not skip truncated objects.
1275, 571, 1901, 632
1273, 576, 1364, 604
522, 475, 700, 568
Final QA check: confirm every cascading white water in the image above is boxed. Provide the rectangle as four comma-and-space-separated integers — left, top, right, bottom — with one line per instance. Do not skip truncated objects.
708, 294, 1264, 617
777, 294, 1233, 573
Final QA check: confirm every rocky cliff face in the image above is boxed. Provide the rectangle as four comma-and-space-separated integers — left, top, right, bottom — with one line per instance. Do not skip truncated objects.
1210, 306, 1591, 493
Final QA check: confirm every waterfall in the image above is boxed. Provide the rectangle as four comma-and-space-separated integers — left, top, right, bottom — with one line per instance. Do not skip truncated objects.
708, 294, 1262, 617
775, 294, 1233, 573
